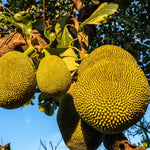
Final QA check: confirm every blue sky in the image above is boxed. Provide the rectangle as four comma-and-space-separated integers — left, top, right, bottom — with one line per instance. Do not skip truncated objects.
0, 93, 69, 150
0, 92, 150, 150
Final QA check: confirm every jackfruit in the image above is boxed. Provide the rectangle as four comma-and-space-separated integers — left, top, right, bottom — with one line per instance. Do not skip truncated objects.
114, 0, 132, 9
74, 46, 149, 134
0, 51, 36, 109
36, 55, 71, 97
78, 45, 137, 76
57, 83, 102, 150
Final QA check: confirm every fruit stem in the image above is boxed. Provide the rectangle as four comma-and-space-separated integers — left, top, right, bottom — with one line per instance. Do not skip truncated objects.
24, 46, 36, 57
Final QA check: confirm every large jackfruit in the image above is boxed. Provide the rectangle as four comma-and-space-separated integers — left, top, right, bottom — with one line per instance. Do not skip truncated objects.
0, 51, 36, 109
78, 45, 137, 76
57, 83, 103, 150
36, 55, 71, 97
74, 45, 150, 134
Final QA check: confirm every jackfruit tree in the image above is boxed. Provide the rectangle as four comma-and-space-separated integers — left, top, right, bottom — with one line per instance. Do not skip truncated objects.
0, 0, 150, 149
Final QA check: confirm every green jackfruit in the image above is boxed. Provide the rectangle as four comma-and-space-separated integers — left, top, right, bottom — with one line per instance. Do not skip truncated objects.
57, 83, 103, 150
74, 45, 149, 134
36, 55, 71, 97
78, 45, 137, 76
0, 51, 36, 109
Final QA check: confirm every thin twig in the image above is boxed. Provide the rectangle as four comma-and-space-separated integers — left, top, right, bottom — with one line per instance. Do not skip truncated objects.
40, 139, 47, 150
0, 3, 14, 15
55, 138, 62, 150
72, 0, 83, 11
135, 124, 150, 134
49, 141, 54, 150
43, 0, 47, 28
0, 32, 17, 48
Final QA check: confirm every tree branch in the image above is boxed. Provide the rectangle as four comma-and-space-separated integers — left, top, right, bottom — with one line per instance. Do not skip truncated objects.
0, 3, 14, 15
43, 0, 47, 28
40, 139, 47, 150
103, 133, 145, 150
54, 138, 62, 150
72, 0, 83, 11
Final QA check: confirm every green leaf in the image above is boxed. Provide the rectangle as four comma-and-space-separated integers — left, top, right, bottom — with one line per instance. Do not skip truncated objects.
57, 25, 74, 48
38, 93, 46, 102
0, 11, 32, 36
43, 46, 68, 56
79, 2, 118, 31
59, 47, 79, 71
14, 11, 32, 23
14, 11, 32, 35
0, 11, 14, 23
44, 28, 56, 44
55, 16, 68, 40
33, 20, 44, 30
44, 103, 57, 116
92, 0, 100, 4
16, 21, 32, 35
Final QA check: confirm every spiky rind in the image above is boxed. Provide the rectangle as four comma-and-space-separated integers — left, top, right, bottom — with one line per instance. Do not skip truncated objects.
57, 83, 102, 150
74, 46, 149, 134
0, 51, 36, 109
78, 45, 137, 76
36, 55, 71, 97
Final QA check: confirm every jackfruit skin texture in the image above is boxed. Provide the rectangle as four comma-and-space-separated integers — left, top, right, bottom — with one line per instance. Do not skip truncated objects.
74, 46, 150, 134
78, 45, 137, 76
0, 51, 36, 109
57, 83, 102, 150
36, 55, 71, 97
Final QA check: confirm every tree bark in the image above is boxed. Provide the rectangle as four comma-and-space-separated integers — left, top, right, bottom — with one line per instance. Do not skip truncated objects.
0, 29, 48, 58
0, 143, 11, 150
103, 133, 145, 150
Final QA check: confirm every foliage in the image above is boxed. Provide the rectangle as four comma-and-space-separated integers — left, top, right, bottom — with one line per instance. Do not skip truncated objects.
0, 0, 150, 149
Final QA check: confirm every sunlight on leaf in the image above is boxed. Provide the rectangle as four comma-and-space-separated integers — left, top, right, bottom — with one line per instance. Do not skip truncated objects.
60, 47, 79, 71
44, 28, 56, 44
55, 16, 68, 40
79, 2, 118, 31
57, 25, 74, 48
14, 11, 32, 35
